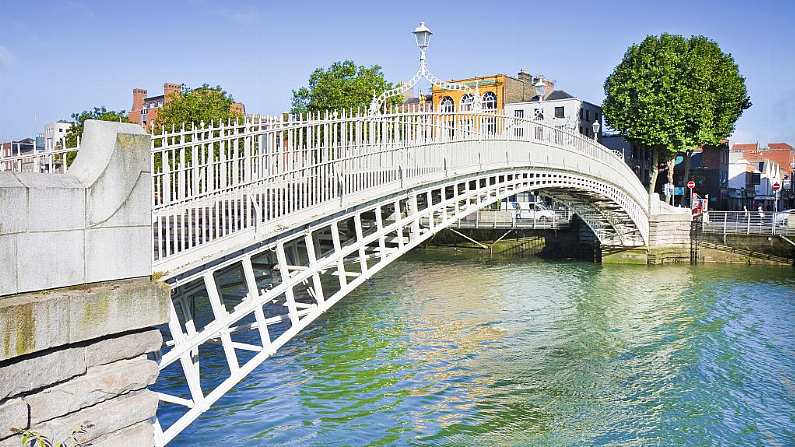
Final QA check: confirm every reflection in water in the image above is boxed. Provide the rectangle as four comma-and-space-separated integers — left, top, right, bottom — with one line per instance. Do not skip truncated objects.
162, 249, 795, 446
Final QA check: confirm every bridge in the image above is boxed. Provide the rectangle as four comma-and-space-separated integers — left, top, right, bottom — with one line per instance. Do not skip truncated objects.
0, 24, 693, 447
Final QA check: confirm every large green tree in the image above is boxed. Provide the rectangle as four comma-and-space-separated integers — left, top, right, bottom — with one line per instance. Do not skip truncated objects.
155, 84, 243, 130
603, 34, 750, 195
291, 60, 400, 115
64, 107, 127, 165
64, 107, 127, 147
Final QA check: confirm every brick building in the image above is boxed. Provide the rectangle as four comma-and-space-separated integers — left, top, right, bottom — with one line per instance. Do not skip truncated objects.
730, 142, 794, 209
732, 142, 794, 177
431, 70, 554, 114
128, 83, 246, 130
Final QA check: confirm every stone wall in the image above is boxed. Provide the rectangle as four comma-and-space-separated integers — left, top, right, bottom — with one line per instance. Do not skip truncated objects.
0, 278, 168, 447
0, 121, 169, 446
0, 120, 151, 296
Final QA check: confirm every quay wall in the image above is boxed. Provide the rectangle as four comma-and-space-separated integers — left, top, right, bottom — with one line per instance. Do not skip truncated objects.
0, 121, 168, 447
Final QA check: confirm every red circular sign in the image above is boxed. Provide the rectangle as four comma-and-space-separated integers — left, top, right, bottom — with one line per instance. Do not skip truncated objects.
687, 181, 695, 189
772, 181, 781, 191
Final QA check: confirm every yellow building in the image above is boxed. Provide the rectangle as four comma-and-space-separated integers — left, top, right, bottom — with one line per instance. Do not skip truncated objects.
431, 70, 554, 114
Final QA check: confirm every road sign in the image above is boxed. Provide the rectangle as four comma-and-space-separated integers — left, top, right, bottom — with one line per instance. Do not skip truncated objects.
687, 180, 695, 189
772, 181, 781, 192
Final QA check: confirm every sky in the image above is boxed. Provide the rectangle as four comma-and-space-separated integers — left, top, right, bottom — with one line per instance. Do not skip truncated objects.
0, 0, 793, 146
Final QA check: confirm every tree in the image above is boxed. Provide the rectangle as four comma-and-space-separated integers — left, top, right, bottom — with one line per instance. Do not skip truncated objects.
291, 60, 401, 115
64, 107, 127, 147
154, 84, 243, 130
64, 107, 127, 165
603, 34, 750, 195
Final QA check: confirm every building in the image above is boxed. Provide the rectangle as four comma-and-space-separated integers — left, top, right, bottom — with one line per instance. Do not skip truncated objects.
729, 142, 793, 210
0, 138, 36, 157
129, 83, 182, 129
129, 83, 247, 130
728, 151, 783, 210
43, 120, 73, 150
0, 138, 40, 172
402, 92, 434, 111
504, 90, 603, 140
431, 70, 553, 115
671, 143, 730, 209
732, 142, 794, 178
601, 134, 652, 186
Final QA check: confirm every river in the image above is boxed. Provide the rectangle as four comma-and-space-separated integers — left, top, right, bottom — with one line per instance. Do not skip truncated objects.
162, 249, 795, 446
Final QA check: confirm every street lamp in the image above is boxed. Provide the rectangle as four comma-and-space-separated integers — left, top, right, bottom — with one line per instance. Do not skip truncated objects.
592, 119, 600, 141
533, 78, 545, 101
369, 22, 480, 115
413, 22, 432, 62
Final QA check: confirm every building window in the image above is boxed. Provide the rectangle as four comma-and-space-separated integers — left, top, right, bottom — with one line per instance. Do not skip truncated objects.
586, 110, 590, 121
440, 96, 454, 113
579, 109, 583, 120
534, 108, 544, 121
482, 92, 497, 110
460, 94, 475, 112
514, 110, 524, 138
596, 112, 600, 122
554, 106, 564, 119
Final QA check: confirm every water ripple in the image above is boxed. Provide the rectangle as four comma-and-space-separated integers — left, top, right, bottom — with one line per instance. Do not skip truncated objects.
162, 251, 795, 446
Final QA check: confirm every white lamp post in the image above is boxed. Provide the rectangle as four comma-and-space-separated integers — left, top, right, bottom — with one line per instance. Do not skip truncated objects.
592, 119, 600, 141
368, 22, 481, 115
533, 78, 545, 101
413, 22, 432, 62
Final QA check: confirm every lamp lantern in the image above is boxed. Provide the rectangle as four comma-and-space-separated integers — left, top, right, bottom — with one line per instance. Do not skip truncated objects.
592, 119, 600, 140
533, 78, 545, 100
413, 22, 432, 61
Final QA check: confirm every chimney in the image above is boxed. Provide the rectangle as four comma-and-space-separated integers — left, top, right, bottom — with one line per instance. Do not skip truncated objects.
164, 83, 181, 103
230, 102, 246, 116
130, 88, 147, 125
517, 68, 531, 83
543, 78, 555, 98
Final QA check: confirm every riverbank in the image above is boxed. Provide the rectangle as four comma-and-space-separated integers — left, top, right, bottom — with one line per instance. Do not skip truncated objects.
426, 228, 794, 266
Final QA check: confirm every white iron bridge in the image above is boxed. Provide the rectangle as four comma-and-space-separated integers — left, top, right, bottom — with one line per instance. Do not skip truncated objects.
2, 108, 654, 445
144, 108, 653, 444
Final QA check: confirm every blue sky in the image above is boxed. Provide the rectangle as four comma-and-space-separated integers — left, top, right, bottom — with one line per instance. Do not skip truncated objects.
1, 0, 793, 145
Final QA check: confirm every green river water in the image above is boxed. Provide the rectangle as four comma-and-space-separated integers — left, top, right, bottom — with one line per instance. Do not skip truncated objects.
162, 250, 795, 446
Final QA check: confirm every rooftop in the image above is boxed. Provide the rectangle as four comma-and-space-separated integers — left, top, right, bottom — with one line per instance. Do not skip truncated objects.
545, 90, 574, 101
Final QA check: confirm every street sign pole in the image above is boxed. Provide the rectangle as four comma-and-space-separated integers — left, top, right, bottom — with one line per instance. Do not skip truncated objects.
687, 180, 695, 208
772, 181, 781, 212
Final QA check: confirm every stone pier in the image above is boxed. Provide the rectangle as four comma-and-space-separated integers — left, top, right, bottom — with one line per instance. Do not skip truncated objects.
601, 194, 693, 264
0, 121, 168, 447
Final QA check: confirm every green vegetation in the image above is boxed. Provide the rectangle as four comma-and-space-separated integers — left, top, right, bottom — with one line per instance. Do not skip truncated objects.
64, 107, 127, 147
63, 107, 127, 165
154, 84, 243, 130
602, 34, 750, 194
291, 60, 400, 115
12, 423, 92, 446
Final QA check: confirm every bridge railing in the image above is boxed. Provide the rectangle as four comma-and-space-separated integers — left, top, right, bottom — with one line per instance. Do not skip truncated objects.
0, 144, 80, 173
454, 208, 571, 230
701, 210, 795, 237
149, 106, 648, 271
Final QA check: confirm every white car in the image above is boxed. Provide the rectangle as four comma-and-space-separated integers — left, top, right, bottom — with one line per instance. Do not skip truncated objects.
774, 209, 794, 226
504, 201, 558, 222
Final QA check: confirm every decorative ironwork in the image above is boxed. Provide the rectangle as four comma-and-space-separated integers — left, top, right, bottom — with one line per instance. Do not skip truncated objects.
368, 22, 482, 115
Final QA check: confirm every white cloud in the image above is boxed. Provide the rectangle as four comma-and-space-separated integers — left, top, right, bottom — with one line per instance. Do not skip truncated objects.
0, 46, 15, 70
